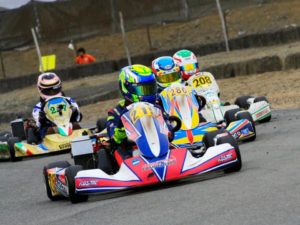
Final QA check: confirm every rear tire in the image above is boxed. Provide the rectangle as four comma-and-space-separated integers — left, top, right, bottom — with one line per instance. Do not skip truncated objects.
26, 128, 40, 144
224, 108, 242, 125
96, 117, 107, 132
65, 165, 88, 204
0, 132, 12, 142
254, 96, 272, 123
8, 137, 22, 162
97, 148, 116, 174
43, 161, 71, 201
234, 95, 252, 109
216, 135, 242, 173
236, 111, 256, 142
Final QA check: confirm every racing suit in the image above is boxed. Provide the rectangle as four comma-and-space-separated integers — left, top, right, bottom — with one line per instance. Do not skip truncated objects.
32, 97, 81, 138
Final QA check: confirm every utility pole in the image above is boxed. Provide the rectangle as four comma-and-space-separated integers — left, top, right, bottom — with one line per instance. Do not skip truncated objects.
216, 0, 230, 52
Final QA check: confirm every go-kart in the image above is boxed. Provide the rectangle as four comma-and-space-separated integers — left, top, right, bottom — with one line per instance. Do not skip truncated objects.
186, 72, 271, 124
43, 102, 242, 203
159, 84, 256, 144
3, 97, 92, 161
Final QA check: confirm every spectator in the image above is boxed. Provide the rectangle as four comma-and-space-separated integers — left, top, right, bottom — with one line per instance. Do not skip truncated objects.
75, 47, 96, 65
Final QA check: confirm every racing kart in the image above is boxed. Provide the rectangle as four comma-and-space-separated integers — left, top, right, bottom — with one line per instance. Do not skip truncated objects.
186, 72, 272, 124
2, 97, 92, 161
159, 84, 256, 145
43, 102, 242, 203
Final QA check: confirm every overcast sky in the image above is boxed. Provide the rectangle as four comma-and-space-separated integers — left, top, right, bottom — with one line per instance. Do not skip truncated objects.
0, 0, 56, 9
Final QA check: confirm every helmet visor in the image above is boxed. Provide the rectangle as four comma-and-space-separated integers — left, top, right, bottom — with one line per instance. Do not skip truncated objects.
40, 86, 62, 96
181, 63, 198, 72
156, 72, 181, 84
129, 82, 157, 96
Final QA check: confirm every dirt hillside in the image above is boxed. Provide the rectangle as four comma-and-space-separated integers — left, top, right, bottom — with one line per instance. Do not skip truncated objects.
2, 0, 300, 78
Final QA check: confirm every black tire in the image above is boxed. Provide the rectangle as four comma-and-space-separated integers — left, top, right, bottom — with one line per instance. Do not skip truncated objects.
224, 108, 242, 125
216, 134, 242, 173
8, 137, 22, 162
97, 148, 116, 174
254, 96, 272, 123
0, 131, 12, 142
26, 128, 40, 144
236, 111, 256, 142
254, 96, 269, 103
43, 161, 71, 201
203, 129, 225, 149
96, 117, 107, 132
234, 95, 252, 109
65, 165, 88, 203
199, 113, 207, 123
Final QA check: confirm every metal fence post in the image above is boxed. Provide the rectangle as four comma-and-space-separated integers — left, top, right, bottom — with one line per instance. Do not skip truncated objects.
0, 51, 6, 78
119, 11, 132, 66
31, 27, 44, 72
216, 0, 230, 52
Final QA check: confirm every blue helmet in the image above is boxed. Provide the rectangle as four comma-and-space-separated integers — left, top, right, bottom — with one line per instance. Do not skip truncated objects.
152, 56, 182, 89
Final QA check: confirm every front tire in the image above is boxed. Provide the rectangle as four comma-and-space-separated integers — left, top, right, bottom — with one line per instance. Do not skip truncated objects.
65, 165, 88, 204
236, 111, 256, 142
216, 134, 242, 173
43, 161, 71, 201
8, 137, 22, 162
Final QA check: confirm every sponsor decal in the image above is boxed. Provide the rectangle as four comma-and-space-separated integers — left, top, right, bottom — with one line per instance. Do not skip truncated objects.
142, 156, 176, 171
232, 131, 241, 139
79, 180, 97, 187
56, 178, 68, 195
256, 108, 270, 118
241, 128, 250, 135
216, 132, 229, 139
59, 143, 71, 149
218, 152, 233, 163
132, 158, 140, 166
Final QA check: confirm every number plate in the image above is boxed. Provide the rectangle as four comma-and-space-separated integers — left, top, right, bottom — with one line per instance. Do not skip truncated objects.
192, 75, 212, 88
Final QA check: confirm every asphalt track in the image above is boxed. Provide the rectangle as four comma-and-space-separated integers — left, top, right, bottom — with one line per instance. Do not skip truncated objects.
1, 109, 300, 225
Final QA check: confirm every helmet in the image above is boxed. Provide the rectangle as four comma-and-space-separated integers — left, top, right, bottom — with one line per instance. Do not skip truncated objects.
173, 49, 199, 81
119, 64, 157, 104
37, 72, 62, 100
152, 56, 181, 89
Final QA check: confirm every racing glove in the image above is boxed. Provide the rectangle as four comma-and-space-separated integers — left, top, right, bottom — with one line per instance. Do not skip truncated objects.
113, 127, 127, 144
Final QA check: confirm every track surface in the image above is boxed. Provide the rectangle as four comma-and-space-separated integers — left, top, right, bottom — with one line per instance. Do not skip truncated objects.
1, 109, 300, 225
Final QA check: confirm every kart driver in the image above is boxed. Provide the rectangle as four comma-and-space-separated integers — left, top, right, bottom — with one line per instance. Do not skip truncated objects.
106, 64, 172, 162
152, 56, 207, 120
30, 72, 81, 139
173, 49, 220, 98
151, 56, 182, 93
173, 49, 200, 82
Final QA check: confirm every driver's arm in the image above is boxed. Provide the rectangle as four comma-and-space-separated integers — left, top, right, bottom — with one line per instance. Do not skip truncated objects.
106, 107, 127, 145
32, 103, 42, 128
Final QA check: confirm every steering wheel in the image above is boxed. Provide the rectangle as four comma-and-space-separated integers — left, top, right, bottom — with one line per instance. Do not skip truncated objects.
168, 116, 182, 133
